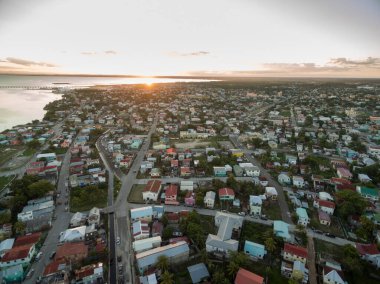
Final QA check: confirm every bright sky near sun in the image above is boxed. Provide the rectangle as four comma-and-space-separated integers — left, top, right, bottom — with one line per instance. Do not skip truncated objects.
0, 0, 380, 77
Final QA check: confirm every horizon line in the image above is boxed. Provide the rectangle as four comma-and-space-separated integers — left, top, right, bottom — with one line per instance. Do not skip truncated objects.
1, 72, 380, 81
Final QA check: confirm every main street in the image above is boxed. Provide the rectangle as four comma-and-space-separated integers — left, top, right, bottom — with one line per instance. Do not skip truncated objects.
24, 139, 73, 284
96, 116, 158, 284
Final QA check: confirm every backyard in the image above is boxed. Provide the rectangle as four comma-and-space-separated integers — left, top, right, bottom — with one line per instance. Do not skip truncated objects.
70, 184, 108, 212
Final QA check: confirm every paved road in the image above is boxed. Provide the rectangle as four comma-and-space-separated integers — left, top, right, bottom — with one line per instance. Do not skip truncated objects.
24, 142, 72, 284
134, 176, 252, 185
0, 121, 65, 177
229, 135, 293, 224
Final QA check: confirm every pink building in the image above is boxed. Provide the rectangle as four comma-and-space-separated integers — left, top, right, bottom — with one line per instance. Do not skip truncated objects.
184, 191, 195, 207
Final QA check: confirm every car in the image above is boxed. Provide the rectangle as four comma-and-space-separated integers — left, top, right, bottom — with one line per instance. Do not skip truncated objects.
117, 255, 122, 262
35, 251, 43, 261
26, 269, 35, 279
133, 170, 137, 173
325, 233, 336, 238
260, 216, 268, 220
314, 230, 323, 234
50, 251, 56, 259
237, 212, 246, 216
65, 207, 68, 211
116, 237, 121, 245
36, 276, 42, 283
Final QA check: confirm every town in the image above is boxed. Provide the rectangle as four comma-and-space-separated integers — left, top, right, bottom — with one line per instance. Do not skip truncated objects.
0, 79, 379, 284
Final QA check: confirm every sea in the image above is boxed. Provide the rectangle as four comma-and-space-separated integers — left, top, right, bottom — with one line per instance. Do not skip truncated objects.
0, 75, 210, 132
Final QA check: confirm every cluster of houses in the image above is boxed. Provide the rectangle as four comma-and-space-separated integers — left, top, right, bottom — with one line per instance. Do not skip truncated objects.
0, 123, 54, 146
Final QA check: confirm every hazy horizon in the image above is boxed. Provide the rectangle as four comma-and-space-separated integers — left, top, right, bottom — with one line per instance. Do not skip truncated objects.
1, 0, 380, 78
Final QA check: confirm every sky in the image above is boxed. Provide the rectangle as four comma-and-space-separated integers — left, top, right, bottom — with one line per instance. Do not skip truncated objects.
0, 0, 380, 78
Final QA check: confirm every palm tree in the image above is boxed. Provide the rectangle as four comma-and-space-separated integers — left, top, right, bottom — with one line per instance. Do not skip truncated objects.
265, 237, 277, 265
161, 270, 174, 284
155, 255, 169, 272
227, 260, 240, 279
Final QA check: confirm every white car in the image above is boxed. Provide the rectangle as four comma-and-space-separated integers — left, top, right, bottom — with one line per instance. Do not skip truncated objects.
116, 237, 121, 245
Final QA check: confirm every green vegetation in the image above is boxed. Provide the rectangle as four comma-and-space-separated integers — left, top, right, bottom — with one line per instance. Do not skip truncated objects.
0, 175, 14, 191
9, 176, 54, 222
127, 184, 145, 203
0, 146, 21, 167
70, 184, 108, 212
22, 148, 36, 156
335, 190, 367, 220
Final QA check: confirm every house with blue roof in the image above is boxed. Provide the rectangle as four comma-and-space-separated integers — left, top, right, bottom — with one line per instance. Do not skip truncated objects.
244, 241, 266, 260
131, 206, 153, 222
274, 220, 291, 241
136, 241, 189, 273
187, 263, 210, 284
296, 208, 310, 227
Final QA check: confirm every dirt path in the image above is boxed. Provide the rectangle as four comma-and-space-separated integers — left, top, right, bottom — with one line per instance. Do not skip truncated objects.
307, 236, 318, 284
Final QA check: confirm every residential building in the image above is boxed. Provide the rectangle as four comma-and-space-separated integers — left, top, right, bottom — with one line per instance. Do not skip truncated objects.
356, 186, 379, 202
59, 226, 86, 243
206, 212, 243, 254
184, 191, 195, 207
204, 191, 216, 208
278, 173, 291, 185
0, 243, 36, 269
296, 208, 309, 226
187, 263, 210, 284
165, 184, 179, 205
283, 243, 308, 263
218, 188, 235, 201
213, 166, 227, 177
336, 167, 353, 179
132, 221, 150, 240
180, 180, 194, 191
249, 195, 262, 216
356, 243, 380, 268
142, 180, 162, 202
293, 176, 305, 188
235, 268, 264, 284
75, 262, 104, 284
318, 210, 331, 226
131, 206, 153, 222
55, 242, 88, 264
265, 187, 278, 200
314, 199, 335, 215
244, 241, 266, 260
322, 261, 347, 284
136, 241, 189, 273
274, 221, 291, 241
133, 236, 162, 253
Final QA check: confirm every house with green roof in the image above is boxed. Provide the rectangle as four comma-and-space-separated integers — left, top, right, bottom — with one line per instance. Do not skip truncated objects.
356, 186, 379, 202
296, 208, 310, 227
273, 220, 291, 241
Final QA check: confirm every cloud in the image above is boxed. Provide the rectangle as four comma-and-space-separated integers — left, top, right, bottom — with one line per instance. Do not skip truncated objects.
81, 50, 118, 56
168, 51, 210, 57
4, 57, 57, 67
329, 57, 380, 68
104, 50, 117, 55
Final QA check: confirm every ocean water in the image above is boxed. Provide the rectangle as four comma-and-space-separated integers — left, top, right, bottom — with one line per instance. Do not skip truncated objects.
0, 75, 210, 132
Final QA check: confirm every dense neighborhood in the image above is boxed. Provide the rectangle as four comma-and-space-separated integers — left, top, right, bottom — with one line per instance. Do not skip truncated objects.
0, 79, 379, 284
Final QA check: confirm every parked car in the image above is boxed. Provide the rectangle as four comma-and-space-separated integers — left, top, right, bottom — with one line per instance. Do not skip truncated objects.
116, 237, 121, 245
26, 269, 34, 279
35, 252, 43, 261
314, 230, 323, 234
325, 233, 336, 238
50, 251, 56, 259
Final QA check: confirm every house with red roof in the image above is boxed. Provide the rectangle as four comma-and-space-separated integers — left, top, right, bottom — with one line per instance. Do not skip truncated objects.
283, 243, 308, 263
151, 221, 163, 237
55, 242, 88, 264
14, 232, 41, 247
218, 188, 235, 201
356, 243, 380, 268
235, 268, 264, 284
171, 159, 179, 168
132, 221, 150, 241
336, 167, 353, 180
0, 243, 36, 269
313, 199, 335, 215
26, 161, 45, 175
318, 210, 331, 226
180, 166, 191, 177
43, 260, 68, 278
75, 262, 104, 283
142, 180, 162, 202
322, 261, 346, 284
165, 184, 179, 205
167, 212, 180, 224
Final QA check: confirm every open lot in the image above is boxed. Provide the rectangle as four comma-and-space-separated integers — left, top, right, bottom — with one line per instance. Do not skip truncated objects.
70, 185, 108, 212
127, 184, 146, 203
0, 175, 15, 190
174, 141, 210, 149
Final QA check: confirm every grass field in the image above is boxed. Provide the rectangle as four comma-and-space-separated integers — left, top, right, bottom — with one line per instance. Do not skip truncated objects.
0, 146, 22, 166
70, 185, 108, 212
127, 184, 146, 203
22, 148, 36, 156
0, 175, 15, 190
262, 201, 282, 220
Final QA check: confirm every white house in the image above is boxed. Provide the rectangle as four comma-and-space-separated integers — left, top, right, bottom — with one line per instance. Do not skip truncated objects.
0, 243, 36, 269
142, 180, 162, 202
292, 176, 305, 188
204, 191, 216, 208
249, 195, 262, 216
132, 221, 150, 241
278, 173, 291, 185
314, 199, 335, 215
296, 208, 310, 227
265, 187, 278, 200
180, 180, 194, 191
